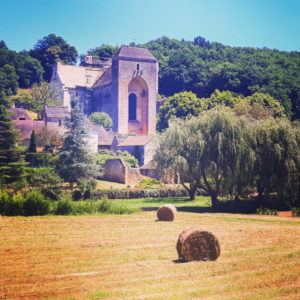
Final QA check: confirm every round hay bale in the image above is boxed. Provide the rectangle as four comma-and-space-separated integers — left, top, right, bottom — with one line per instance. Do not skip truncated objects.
176, 227, 220, 262
157, 204, 177, 221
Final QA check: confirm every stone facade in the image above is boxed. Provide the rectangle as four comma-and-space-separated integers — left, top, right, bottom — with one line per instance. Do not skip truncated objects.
103, 158, 141, 186
50, 46, 158, 136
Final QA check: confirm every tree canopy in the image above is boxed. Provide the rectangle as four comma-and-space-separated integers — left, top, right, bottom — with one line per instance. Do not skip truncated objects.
88, 112, 113, 129
29, 34, 78, 81
56, 100, 100, 187
142, 36, 300, 120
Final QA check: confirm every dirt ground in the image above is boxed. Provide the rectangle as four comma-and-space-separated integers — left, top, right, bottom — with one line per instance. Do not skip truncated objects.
0, 212, 299, 299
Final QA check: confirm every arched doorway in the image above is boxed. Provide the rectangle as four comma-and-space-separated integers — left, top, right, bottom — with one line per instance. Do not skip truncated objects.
128, 77, 148, 134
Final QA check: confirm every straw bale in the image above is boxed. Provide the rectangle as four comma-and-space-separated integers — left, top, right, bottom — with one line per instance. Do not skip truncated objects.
176, 227, 220, 261
157, 204, 177, 221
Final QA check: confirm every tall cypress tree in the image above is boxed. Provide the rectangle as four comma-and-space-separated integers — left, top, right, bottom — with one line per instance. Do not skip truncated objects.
0, 92, 27, 187
29, 130, 37, 153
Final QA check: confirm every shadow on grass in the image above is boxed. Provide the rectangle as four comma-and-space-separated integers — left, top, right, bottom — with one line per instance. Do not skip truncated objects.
142, 199, 261, 214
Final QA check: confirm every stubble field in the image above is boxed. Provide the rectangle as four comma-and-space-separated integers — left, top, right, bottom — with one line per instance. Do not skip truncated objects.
0, 210, 299, 299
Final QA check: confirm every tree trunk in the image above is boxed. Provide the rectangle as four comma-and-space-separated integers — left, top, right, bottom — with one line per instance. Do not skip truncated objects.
189, 190, 196, 200
211, 193, 219, 208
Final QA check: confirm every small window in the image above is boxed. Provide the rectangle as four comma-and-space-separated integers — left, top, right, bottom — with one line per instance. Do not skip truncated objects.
129, 93, 137, 121
137, 64, 139, 71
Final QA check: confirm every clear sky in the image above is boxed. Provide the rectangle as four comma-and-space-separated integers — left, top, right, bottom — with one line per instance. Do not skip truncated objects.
0, 0, 299, 55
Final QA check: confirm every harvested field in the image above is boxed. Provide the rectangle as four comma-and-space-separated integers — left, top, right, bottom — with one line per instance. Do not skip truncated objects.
1, 212, 299, 299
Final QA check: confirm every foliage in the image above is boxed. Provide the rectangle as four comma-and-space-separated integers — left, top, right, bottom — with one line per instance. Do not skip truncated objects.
55, 197, 137, 215
12, 81, 62, 118
97, 150, 139, 168
23, 190, 50, 216
88, 112, 113, 128
92, 186, 193, 199
25, 152, 58, 168
0, 64, 19, 96
0, 45, 43, 88
136, 177, 160, 188
154, 109, 255, 204
142, 36, 300, 120
157, 89, 286, 131
256, 206, 278, 216
28, 130, 37, 153
0, 190, 24, 216
35, 127, 63, 150
29, 33, 78, 81
80, 44, 118, 66
156, 91, 206, 131
26, 167, 61, 187
0, 91, 27, 188
254, 118, 300, 209
56, 100, 101, 187
155, 107, 300, 208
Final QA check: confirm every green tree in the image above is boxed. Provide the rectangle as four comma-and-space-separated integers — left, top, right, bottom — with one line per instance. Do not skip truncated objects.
13, 81, 62, 118
30, 34, 78, 81
154, 109, 254, 204
0, 92, 27, 187
88, 112, 113, 129
80, 45, 118, 66
156, 91, 205, 132
254, 118, 300, 208
28, 130, 37, 153
56, 100, 100, 188
0, 45, 43, 88
0, 64, 19, 96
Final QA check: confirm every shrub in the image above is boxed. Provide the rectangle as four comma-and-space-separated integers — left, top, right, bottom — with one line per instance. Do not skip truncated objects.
98, 198, 137, 214
136, 178, 161, 188
56, 198, 73, 215
23, 191, 50, 216
256, 206, 278, 216
291, 207, 300, 217
0, 190, 25, 216
72, 190, 83, 201
92, 187, 192, 199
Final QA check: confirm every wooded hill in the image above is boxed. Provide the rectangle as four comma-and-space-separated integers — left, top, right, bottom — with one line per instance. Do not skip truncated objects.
1, 34, 300, 119
142, 36, 300, 120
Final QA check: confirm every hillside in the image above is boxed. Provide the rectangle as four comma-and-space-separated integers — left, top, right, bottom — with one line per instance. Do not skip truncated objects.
142, 36, 300, 119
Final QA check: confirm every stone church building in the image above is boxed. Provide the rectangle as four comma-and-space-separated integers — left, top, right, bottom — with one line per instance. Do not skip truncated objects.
49, 46, 159, 166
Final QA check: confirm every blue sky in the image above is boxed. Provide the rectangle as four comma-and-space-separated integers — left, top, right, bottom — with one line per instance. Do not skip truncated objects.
0, 0, 299, 55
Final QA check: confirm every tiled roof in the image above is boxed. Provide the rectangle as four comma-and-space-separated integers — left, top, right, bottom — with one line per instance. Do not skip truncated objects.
9, 108, 32, 120
44, 106, 69, 118
116, 46, 156, 61
13, 120, 45, 140
84, 119, 115, 146
93, 67, 112, 88
140, 161, 157, 170
117, 135, 153, 147
56, 62, 105, 88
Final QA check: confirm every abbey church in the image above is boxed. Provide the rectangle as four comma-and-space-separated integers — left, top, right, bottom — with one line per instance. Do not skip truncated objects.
50, 46, 158, 135
49, 46, 159, 166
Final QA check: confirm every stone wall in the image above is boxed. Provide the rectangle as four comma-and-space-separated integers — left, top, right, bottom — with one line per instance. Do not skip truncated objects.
103, 158, 142, 186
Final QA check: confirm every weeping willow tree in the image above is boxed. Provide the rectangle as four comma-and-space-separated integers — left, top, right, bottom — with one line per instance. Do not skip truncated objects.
154, 108, 255, 205
254, 118, 300, 208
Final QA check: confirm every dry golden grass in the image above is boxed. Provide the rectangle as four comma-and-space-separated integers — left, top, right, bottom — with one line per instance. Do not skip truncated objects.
1, 212, 299, 299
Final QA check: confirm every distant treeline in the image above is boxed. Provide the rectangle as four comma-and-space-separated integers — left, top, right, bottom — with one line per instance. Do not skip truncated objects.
1, 34, 300, 119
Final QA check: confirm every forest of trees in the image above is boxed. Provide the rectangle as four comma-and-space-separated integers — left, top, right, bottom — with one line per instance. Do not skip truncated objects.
1, 34, 300, 120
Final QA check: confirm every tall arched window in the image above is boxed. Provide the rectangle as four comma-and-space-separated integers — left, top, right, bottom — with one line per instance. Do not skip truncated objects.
128, 93, 137, 120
